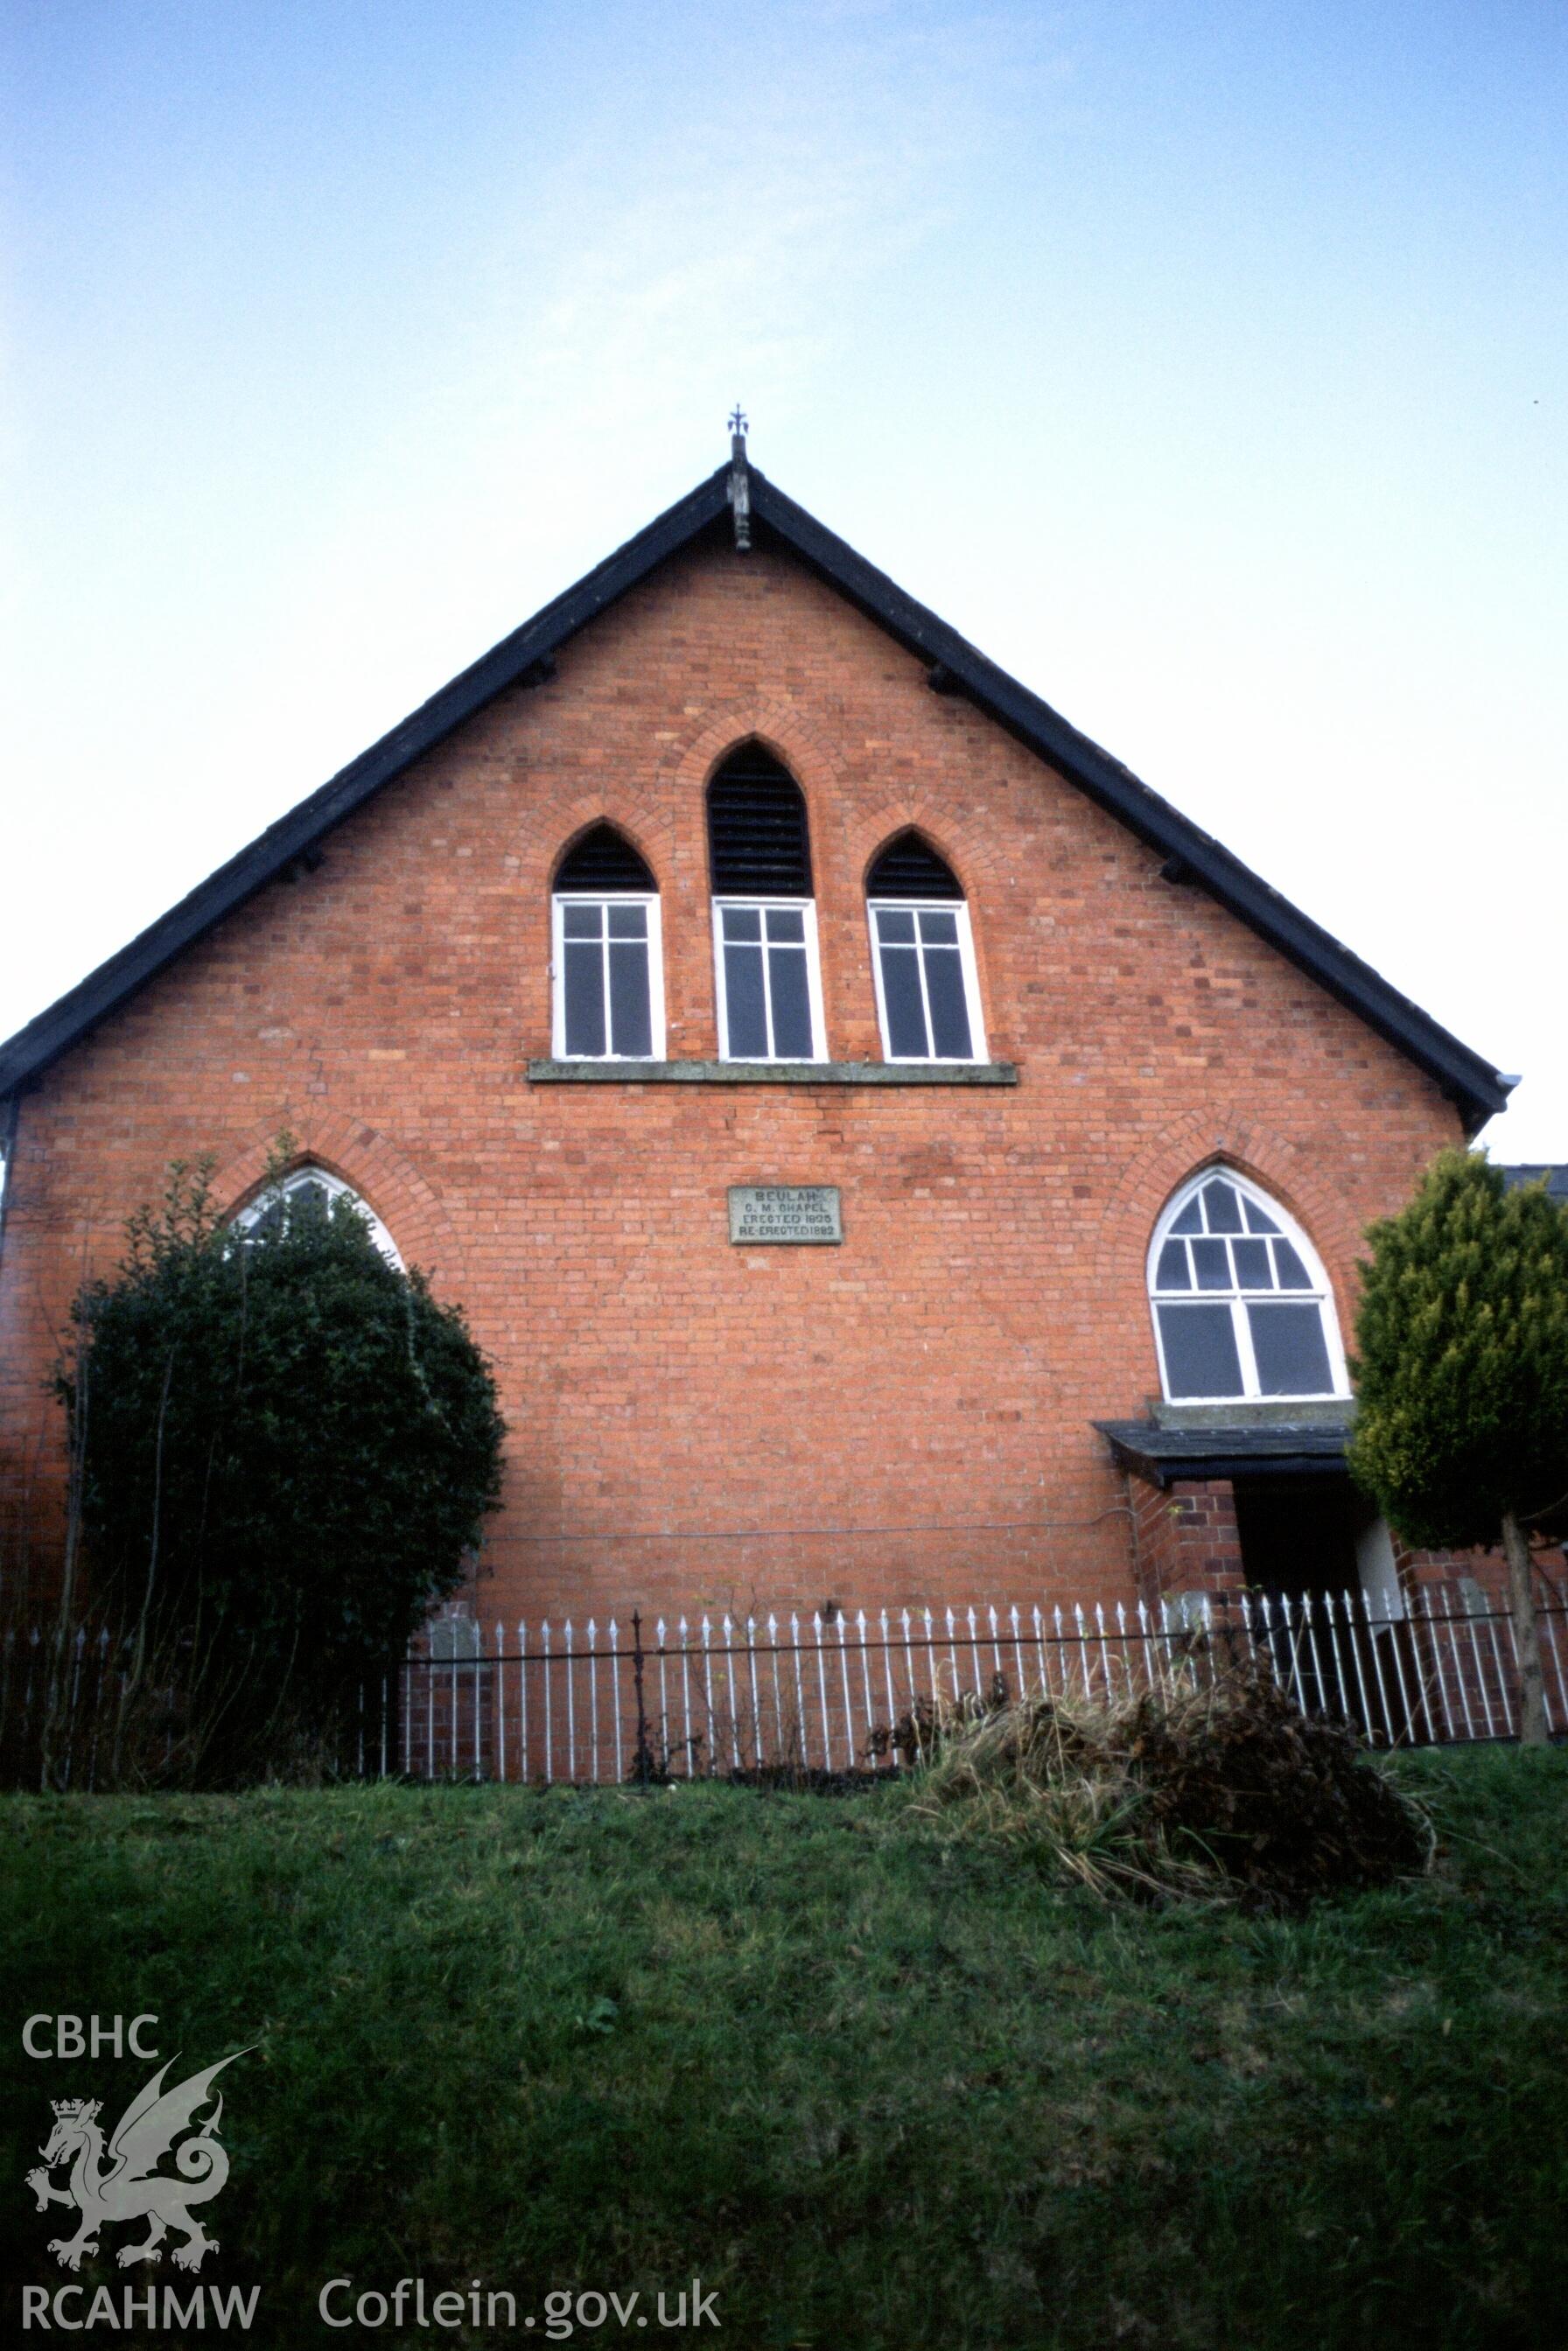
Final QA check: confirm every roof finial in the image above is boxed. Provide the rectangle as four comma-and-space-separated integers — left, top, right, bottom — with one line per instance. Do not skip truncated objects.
727, 403, 752, 552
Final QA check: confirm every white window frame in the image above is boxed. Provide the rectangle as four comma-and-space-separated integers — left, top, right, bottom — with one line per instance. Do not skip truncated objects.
866, 897, 988, 1065
231, 1165, 402, 1267
1146, 1168, 1349, 1405
711, 896, 827, 1063
551, 890, 665, 1062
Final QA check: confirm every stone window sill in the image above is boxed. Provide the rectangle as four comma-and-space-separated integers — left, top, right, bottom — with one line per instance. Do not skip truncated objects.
527, 1058, 1018, 1087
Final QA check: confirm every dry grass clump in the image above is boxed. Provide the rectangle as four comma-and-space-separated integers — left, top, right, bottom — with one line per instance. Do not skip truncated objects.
895, 1667, 1432, 1908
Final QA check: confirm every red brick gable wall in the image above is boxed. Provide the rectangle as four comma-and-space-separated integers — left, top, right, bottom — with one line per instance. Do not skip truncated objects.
0, 533, 1466, 1623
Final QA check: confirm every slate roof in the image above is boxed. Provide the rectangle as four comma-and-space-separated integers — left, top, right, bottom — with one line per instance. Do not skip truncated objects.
1499, 1165, 1568, 1201
0, 452, 1514, 1128
1096, 1418, 1351, 1487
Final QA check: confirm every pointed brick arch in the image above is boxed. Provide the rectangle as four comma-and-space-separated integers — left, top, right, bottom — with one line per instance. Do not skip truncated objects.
846, 804, 1004, 902
704, 738, 813, 897
550, 817, 660, 892
538, 801, 674, 899
1094, 1109, 1366, 1339
668, 705, 852, 1050
215, 1115, 466, 1290
846, 804, 1006, 1052
674, 702, 850, 884
860, 824, 966, 899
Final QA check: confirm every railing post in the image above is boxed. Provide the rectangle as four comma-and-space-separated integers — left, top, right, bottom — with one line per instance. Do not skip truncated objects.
542, 1620, 553, 1785
767, 1614, 785, 1761
587, 1617, 601, 1786
632, 1608, 650, 1785
1541, 1603, 1568, 1735
748, 1616, 764, 1770
496, 1621, 507, 1784
564, 1619, 578, 1781
723, 1613, 741, 1772
1214, 1591, 1242, 1677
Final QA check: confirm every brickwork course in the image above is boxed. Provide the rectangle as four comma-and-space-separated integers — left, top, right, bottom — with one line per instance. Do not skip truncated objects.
0, 449, 1521, 1627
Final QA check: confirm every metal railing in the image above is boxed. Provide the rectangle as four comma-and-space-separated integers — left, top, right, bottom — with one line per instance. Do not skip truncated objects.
388, 1586, 1567, 1784
4, 1587, 1564, 1790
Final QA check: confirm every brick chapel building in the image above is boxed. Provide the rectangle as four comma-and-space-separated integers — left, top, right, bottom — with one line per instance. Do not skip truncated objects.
0, 430, 1518, 1632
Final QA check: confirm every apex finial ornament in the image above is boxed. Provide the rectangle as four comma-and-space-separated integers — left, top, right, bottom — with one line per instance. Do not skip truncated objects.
727, 404, 752, 552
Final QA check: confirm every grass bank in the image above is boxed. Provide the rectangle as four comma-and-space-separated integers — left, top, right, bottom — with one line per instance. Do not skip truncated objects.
3, 1751, 1565, 2348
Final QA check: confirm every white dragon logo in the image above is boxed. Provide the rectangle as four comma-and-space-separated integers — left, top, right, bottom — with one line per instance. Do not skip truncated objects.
25, 2049, 249, 2274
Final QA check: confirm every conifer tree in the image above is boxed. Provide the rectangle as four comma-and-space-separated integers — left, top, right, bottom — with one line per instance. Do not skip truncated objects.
1348, 1151, 1568, 1746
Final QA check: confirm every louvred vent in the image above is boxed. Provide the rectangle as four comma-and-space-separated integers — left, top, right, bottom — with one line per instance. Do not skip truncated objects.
707, 745, 812, 896
866, 832, 963, 900
556, 825, 656, 890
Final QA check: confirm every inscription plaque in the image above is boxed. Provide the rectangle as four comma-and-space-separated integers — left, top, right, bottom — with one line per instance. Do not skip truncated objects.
728, 1185, 843, 1245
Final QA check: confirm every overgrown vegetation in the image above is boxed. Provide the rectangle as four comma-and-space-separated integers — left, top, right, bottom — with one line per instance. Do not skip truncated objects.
1350, 1149, 1568, 1744
48, 1149, 504, 1783
893, 1668, 1430, 1907
3, 1753, 1564, 2348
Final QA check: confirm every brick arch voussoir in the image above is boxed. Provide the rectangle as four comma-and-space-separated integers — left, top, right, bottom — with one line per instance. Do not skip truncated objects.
671, 704, 854, 910
536, 796, 677, 895
675, 703, 850, 830
846, 805, 1003, 899
213, 1116, 466, 1291
1095, 1109, 1365, 1321
843, 802, 1011, 1045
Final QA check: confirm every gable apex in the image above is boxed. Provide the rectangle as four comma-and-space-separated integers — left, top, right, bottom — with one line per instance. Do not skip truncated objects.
0, 458, 1512, 1130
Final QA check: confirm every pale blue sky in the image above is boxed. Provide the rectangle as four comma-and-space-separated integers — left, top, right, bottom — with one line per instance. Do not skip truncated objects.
4, 2, 1564, 1152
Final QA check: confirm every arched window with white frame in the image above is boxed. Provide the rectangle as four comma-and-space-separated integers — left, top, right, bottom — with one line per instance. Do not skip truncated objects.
551, 824, 664, 1060
707, 744, 825, 1062
1147, 1169, 1347, 1403
864, 831, 986, 1064
232, 1165, 403, 1267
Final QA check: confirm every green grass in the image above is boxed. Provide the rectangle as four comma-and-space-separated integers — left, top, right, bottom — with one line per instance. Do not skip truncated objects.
3, 1753, 1566, 2349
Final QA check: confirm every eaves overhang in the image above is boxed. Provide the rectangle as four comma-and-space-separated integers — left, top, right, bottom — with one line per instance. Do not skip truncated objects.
747, 475, 1510, 1134
0, 471, 733, 1101
0, 457, 1514, 1130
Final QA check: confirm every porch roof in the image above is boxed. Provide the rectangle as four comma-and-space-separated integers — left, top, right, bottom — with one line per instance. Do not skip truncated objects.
1095, 1418, 1350, 1488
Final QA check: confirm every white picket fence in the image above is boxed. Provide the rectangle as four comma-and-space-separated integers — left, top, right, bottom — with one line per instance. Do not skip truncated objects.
5, 1586, 1564, 1789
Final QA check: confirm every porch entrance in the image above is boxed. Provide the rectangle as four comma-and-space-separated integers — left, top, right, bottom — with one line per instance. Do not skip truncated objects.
1233, 1475, 1361, 1601
1233, 1475, 1368, 1719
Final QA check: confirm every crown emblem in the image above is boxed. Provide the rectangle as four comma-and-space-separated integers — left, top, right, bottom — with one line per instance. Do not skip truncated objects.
51, 2098, 99, 2122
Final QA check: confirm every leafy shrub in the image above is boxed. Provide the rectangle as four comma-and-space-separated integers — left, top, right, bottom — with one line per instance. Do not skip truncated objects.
56, 1153, 505, 1779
